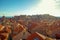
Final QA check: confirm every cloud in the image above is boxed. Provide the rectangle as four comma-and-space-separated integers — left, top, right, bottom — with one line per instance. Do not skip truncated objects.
1, 0, 60, 17
19, 0, 60, 16
55, 0, 60, 9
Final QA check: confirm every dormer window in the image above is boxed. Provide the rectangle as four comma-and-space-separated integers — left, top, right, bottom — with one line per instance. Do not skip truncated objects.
33, 37, 39, 40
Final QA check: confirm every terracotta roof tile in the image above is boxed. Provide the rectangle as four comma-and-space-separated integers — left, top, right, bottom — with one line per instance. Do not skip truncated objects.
26, 32, 46, 40
0, 24, 4, 31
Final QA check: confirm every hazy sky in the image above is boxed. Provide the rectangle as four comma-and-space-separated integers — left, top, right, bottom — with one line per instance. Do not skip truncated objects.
0, 0, 60, 16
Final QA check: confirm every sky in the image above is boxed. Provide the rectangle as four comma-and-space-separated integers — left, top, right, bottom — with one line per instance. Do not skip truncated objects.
0, 0, 60, 17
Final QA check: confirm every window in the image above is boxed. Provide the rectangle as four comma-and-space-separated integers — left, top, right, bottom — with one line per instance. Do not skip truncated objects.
33, 37, 39, 40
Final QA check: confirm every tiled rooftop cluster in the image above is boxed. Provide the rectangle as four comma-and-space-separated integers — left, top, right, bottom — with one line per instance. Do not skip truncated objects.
0, 15, 60, 40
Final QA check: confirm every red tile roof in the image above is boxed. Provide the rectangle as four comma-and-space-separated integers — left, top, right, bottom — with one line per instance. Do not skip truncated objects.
12, 24, 24, 37
26, 32, 46, 40
55, 34, 60, 39
0, 24, 4, 31
0, 33, 9, 40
